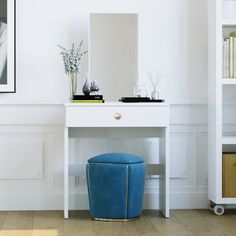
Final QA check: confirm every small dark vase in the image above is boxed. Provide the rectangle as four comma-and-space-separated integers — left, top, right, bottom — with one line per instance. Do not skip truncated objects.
90, 81, 100, 93
82, 79, 91, 96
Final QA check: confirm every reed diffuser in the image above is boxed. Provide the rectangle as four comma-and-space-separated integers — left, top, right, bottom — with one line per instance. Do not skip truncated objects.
148, 71, 161, 100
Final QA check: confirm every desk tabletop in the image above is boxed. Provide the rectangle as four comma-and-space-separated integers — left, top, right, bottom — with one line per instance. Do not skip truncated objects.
65, 101, 169, 107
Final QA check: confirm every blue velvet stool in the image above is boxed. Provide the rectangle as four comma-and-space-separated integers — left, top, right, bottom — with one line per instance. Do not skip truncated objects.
86, 153, 146, 221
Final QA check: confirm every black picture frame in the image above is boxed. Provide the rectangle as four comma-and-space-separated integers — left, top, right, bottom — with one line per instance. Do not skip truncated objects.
0, 0, 16, 93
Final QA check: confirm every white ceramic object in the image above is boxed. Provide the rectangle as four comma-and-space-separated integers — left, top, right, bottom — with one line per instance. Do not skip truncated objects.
222, 0, 236, 19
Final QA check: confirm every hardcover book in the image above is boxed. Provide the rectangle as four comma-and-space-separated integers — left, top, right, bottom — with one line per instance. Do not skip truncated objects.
73, 100, 104, 103
73, 95, 103, 100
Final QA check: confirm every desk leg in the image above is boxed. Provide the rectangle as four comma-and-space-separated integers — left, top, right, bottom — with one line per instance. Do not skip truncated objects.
64, 127, 69, 219
159, 127, 170, 218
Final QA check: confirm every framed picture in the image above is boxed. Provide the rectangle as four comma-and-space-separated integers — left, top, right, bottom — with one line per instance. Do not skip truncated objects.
0, 0, 15, 93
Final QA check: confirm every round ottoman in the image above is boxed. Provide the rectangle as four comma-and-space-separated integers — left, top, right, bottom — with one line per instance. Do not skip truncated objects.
86, 153, 146, 221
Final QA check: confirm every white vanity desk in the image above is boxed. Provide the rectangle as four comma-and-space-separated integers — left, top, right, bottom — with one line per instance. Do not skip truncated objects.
64, 102, 170, 218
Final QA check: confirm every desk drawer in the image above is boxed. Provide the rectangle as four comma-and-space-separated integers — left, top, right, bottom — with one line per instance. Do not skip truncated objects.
66, 106, 169, 127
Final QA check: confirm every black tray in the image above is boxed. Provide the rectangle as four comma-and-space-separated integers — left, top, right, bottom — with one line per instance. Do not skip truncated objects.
119, 97, 165, 103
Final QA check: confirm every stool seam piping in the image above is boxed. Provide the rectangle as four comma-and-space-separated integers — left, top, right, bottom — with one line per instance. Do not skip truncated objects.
87, 165, 93, 216
125, 165, 129, 219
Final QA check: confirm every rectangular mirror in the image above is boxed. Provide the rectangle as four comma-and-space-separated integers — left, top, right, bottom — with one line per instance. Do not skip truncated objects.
89, 13, 138, 101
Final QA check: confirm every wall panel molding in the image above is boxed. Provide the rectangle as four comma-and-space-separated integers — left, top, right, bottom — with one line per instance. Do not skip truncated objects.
0, 139, 44, 180
0, 103, 220, 209
0, 125, 63, 194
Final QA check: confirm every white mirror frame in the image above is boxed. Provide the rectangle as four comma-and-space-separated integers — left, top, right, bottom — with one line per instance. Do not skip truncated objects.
88, 12, 139, 100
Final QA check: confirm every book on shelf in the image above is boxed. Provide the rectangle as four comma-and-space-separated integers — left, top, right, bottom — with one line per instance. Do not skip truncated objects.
223, 38, 229, 78
223, 31, 236, 79
230, 36, 234, 78
234, 37, 236, 78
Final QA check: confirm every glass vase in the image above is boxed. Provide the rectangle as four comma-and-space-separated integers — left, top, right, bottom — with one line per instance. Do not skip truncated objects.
68, 72, 78, 101
151, 90, 159, 100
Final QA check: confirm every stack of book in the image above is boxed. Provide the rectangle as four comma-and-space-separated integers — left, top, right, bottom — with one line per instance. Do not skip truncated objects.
223, 31, 236, 78
73, 95, 104, 103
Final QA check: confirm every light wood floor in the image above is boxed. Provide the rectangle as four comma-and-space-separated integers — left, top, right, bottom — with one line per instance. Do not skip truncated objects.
0, 210, 236, 236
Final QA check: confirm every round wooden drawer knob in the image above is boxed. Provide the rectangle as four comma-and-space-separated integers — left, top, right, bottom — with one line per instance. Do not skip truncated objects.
114, 113, 122, 120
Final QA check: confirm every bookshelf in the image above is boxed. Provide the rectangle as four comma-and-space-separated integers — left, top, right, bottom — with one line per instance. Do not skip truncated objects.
222, 136, 236, 145
222, 79, 236, 84
208, 0, 236, 215
221, 78, 236, 85
222, 19, 236, 26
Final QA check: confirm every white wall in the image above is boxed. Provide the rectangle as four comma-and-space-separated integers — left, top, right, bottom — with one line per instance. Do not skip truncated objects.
0, 0, 210, 210
0, 104, 211, 210
0, 0, 207, 104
